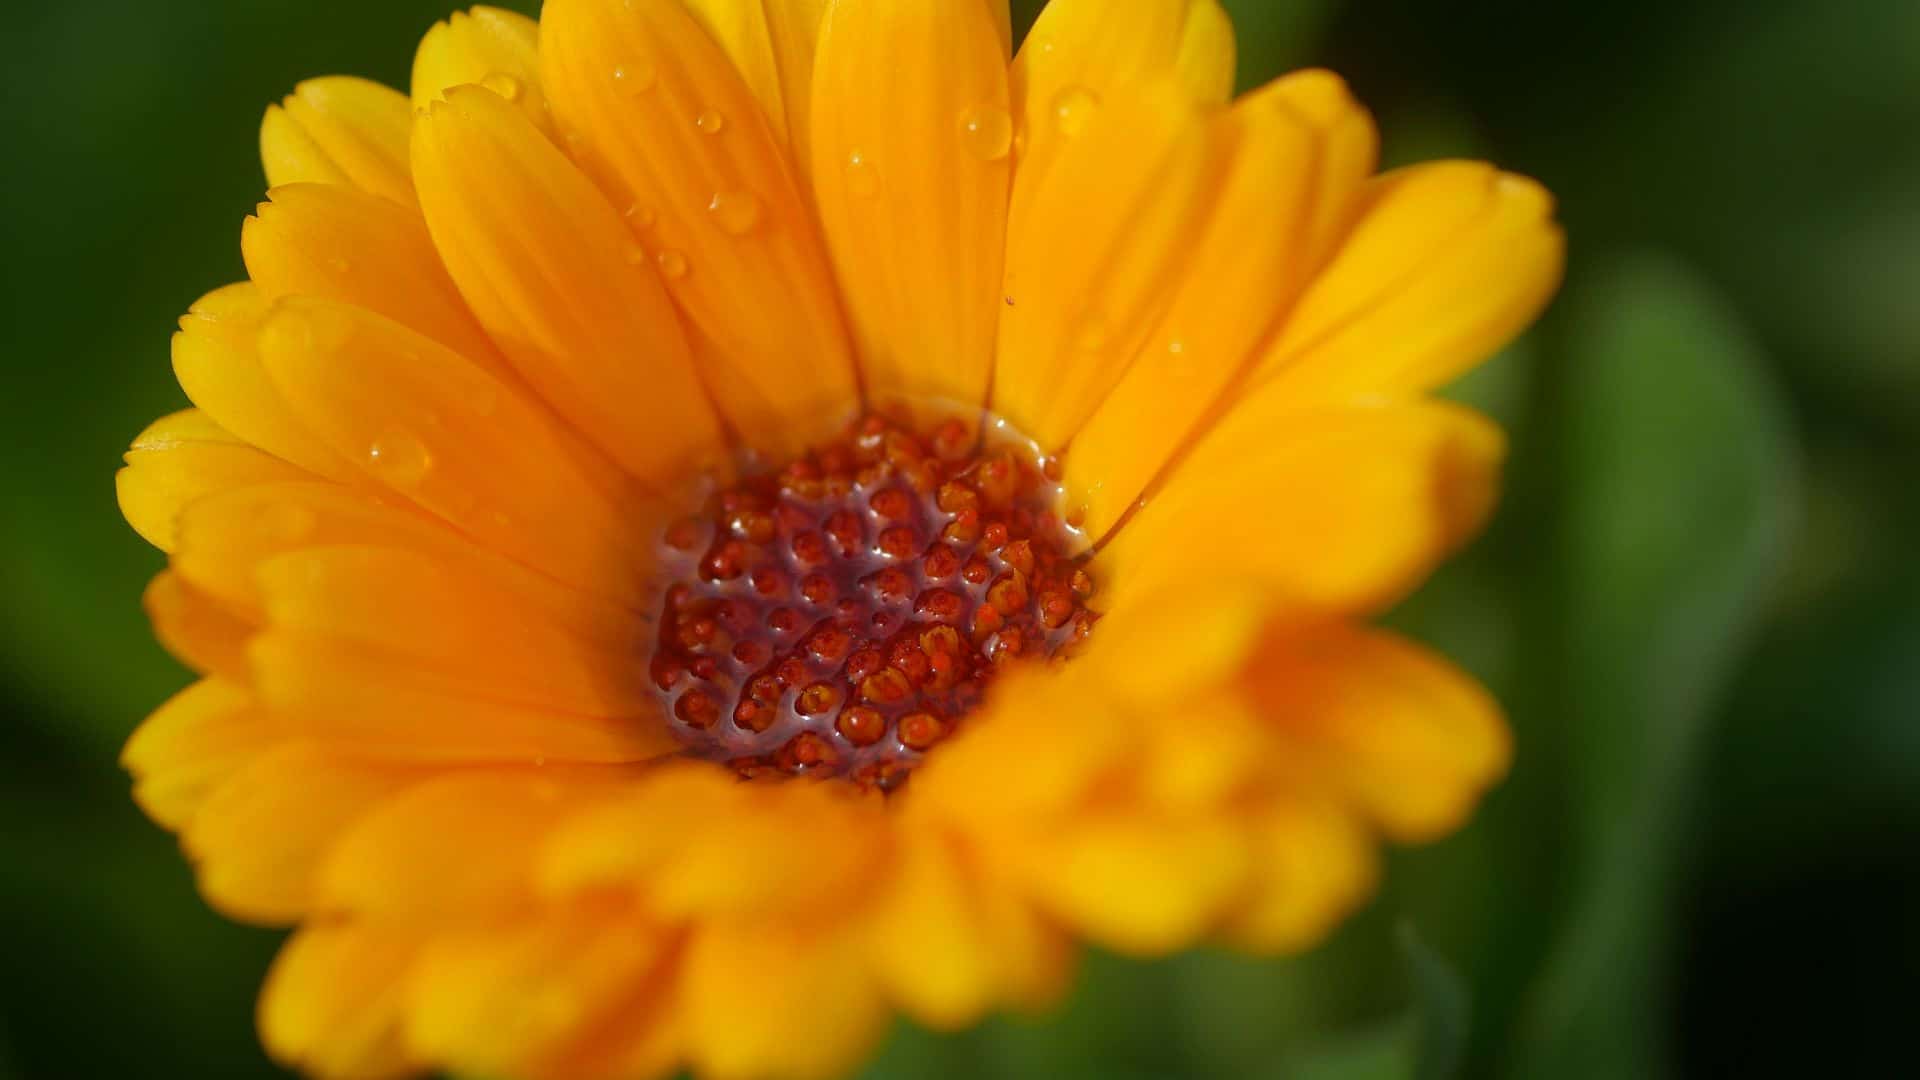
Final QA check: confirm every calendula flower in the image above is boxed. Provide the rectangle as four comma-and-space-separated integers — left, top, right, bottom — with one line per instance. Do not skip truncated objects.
115, 0, 1562, 1076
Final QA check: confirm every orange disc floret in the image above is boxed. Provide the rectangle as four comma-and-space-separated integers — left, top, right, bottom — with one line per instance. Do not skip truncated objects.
649, 415, 1095, 790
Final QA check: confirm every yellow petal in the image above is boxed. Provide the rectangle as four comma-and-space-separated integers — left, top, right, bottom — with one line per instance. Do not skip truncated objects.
1247, 622, 1511, 840
809, 0, 1010, 409
253, 544, 651, 718
862, 832, 996, 1028
242, 183, 509, 380
1254, 161, 1565, 400
1098, 400, 1505, 615
171, 283, 355, 480
406, 907, 671, 1080
539, 0, 858, 454
1019, 814, 1251, 955
412, 86, 728, 484
1075, 580, 1270, 704
260, 77, 415, 206
1220, 796, 1379, 953
169, 481, 639, 647
681, 0, 829, 163
1008, 0, 1233, 243
909, 664, 1136, 824
143, 570, 254, 681
681, 922, 887, 1080
412, 6, 551, 134
319, 767, 627, 921
1136, 693, 1271, 812
992, 84, 1222, 447
1065, 71, 1378, 537
542, 766, 883, 919
122, 678, 289, 831
117, 409, 309, 551
538, 763, 739, 891
248, 629, 676, 765
255, 296, 649, 606
184, 743, 424, 924
260, 924, 423, 1080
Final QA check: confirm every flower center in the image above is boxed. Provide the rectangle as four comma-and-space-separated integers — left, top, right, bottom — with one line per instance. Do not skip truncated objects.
647, 414, 1096, 792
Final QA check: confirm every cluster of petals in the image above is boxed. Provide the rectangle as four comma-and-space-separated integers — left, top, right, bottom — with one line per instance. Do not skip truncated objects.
116, 1, 1563, 1077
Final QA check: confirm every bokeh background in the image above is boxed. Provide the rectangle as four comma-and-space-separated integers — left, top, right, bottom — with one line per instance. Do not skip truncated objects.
3, 0, 1915, 1076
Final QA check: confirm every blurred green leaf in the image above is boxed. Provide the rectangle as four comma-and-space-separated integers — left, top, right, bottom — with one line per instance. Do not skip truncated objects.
1510, 254, 1798, 1078
1399, 925, 1469, 1080
1290, 925, 1469, 1080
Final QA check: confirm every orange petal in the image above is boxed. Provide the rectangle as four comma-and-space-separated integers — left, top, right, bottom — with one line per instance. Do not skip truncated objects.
121, 678, 289, 831
183, 743, 425, 924
809, 0, 1011, 409
539, 0, 858, 454
1220, 796, 1379, 953
319, 767, 628, 921
1097, 400, 1505, 615
861, 832, 996, 1028
259, 77, 415, 206
405, 906, 672, 1080
259, 924, 423, 1080
1064, 71, 1378, 537
242, 183, 509, 380
171, 283, 355, 480
681, 0, 829, 165
1253, 160, 1565, 401
117, 409, 310, 552
992, 84, 1222, 447
542, 765, 883, 920
169, 480, 639, 646
909, 663, 1138, 824
1246, 622, 1512, 841
681, 922, 887, 1080
412, 6, 552, 134
1074, 580, 1271, 703
143, 570, 254, 681
1008, 0, 1233, 243
255, 295, 650, 606
1016, 813, 1251, 955
253, 544, 651, 718
412, 85, 728, 484
247, 629, 676, 765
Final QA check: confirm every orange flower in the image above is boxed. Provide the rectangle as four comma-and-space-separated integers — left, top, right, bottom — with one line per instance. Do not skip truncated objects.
116, 2, 1562, 1078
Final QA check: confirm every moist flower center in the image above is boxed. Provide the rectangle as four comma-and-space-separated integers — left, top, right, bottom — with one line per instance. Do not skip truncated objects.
647, 414, 1096, 792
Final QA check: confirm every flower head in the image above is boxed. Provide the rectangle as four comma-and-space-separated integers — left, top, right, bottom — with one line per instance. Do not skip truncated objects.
117, 1, 1562, 1077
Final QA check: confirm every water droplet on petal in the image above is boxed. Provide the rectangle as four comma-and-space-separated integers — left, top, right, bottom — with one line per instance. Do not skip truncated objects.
481, 72, 522, 101
613, 63, 656, 95
366, 428, 433, 488
656, 249, 690, 278
958, 104, 1013, 160
695, 109, 725, 135
623, 244, 649, 266
707, 190, 763, 235
844, 151, 880, 198
625, 203, 656, 229
1052, 86, 1100, 137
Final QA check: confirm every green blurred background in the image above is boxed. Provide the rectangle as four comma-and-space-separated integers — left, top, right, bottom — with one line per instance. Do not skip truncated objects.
3, 0, 1915, 1076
